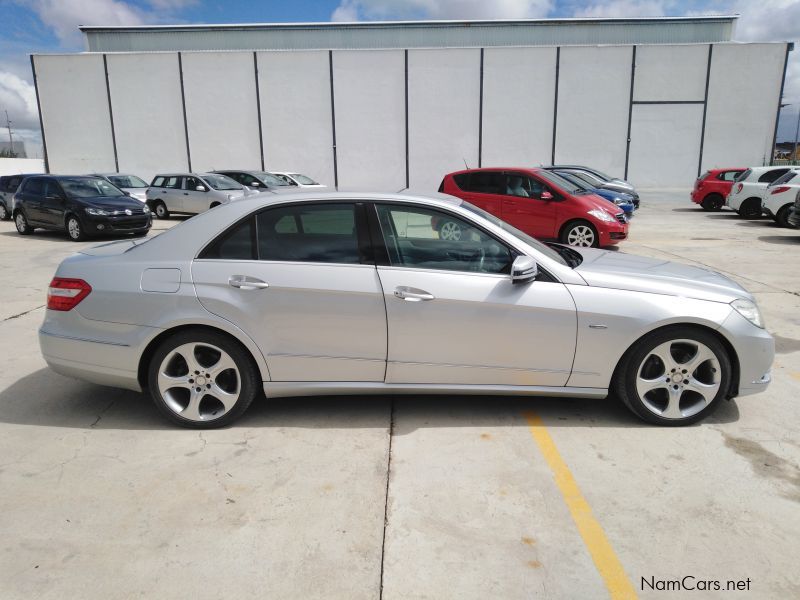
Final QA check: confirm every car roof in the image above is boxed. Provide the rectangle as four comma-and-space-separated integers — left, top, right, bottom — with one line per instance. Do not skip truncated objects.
445, 167, 543, 176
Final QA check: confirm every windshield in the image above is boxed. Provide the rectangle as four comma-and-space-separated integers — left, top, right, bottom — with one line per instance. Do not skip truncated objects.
107, 175, 148, 188
538, 170, 585, 195
770, 170, 798, 186
290, 173, 318, 185
202, 174, 242, 191
256, 172, 291, 186
554, 171, 592, 191
459, 201, 569, 267
61, 177, 125, 198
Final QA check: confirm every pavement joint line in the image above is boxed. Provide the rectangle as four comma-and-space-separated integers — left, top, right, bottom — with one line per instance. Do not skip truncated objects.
523, 411, 638, 600
378, 399, 395, 600
2, 304, 45, 322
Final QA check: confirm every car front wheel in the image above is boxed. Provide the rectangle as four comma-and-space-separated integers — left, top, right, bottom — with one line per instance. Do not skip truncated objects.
613, 326, 732, 426
560, 220, 599, 248
147, 330, 260, 428
153, 201, 170, 220
66, 215, 86, 241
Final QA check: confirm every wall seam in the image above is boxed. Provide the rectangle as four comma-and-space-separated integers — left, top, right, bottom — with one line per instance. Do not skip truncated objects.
624, 45, 636, 179
253, 52, 265, 171
551, 47, 560, 165
697, 44, 713, 176
178, 52, 192, 172
102, 54, 119, 172
771, 43, 793, 165
478, 48, 484, 168
329, 50, 338, 189
29, 56, 49, 173
404, 49, 409, 189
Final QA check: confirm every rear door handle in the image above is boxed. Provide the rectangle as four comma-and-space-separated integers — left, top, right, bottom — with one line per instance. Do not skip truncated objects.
394, 286, 434, 301
229, 275, 269, 290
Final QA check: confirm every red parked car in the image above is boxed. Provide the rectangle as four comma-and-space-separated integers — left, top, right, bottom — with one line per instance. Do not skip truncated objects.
691, 168, 746, 210
438, 167, 628, 248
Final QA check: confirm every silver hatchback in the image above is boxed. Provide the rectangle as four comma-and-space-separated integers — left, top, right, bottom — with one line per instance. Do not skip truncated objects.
145, 172, 251, 219
39, 191, 773, 428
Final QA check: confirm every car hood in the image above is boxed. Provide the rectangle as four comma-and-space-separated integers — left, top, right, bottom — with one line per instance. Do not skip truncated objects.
82, 196, 146, 210
121, 187, 148, 200
580, 193, 623, 215
572, 248, 751, 303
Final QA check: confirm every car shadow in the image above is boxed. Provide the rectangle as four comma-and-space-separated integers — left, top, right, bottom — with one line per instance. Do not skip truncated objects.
0, 368, 740, 431
757, 235, 800, 244
0, 230, 149, 242
671, 207, 705, 213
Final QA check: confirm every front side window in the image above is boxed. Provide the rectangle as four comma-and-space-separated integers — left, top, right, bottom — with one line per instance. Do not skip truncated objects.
185, 176, 201, 190
275, 174, 298, 186
60, 177, 124, 198
165, 176, 182, 189
44, 181, 64, 198
257, 203, 359, 264
203, 174, 241, 191
504, 173, 546, 199
376, 204, 512, 275
108, 175, 148, 188
290, 173, 318, 185
257, 172, 290, 187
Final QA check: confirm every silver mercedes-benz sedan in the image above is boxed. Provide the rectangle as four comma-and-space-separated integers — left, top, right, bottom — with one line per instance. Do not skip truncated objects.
39, 191, 773, 428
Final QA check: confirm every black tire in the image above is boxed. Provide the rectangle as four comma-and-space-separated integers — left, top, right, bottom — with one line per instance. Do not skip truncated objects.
559, 220, 600, 248
153, 201, 170, 220
147, 329, 260, 429
700, 194, 723, 211
737, 197, 762, 219
612, 326, 732, 426
14, 211, 32, 235
0, 202, 9, 221
209, 202, 221, 209
775, 205, 796, 228
65, 214, 87, 241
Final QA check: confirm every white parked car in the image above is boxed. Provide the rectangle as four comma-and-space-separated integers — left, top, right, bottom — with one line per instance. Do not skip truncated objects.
145, 173, 252, 219
92, 174, 149, 202
761, 168, 800, 227
272, 172, 325, 188
725, 166, 793, 218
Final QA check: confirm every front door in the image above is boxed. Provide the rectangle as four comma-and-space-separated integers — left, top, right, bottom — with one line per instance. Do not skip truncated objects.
183, 176, 208, 214
161, 176, 184, 212
372, 203, 577, 386
40, 179, 67, 227
192, 201, 387, 382
500, 172, 558, 239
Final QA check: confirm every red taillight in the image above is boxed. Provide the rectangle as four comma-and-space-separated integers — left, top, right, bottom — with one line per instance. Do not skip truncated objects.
736, 183, 743, 193
47, 278, 91, 311
770, 186, 790, 195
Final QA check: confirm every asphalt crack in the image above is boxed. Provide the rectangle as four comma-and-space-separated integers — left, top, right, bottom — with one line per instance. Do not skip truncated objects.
2, 304, 45, 322
378, 399, 395, 600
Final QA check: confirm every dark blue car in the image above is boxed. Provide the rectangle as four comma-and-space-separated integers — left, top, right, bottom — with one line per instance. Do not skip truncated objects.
554, 170, 636, 216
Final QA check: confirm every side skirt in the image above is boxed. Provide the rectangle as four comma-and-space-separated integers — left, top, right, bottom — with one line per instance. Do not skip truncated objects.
263, 382, 608, 399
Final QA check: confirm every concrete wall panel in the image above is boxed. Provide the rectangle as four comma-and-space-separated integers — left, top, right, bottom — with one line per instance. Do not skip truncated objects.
554, 46, 632, 178
407, 49, 480, 190
628, 104, 704, 187
481, 47, 556, 167
634, 45, 708, 101
257, 51, 335, 187
182, 52, 261, 173
702, 43, 786, 172
35, 55, 115, 174
106, 53, 188, 181
332, 50, 406, 191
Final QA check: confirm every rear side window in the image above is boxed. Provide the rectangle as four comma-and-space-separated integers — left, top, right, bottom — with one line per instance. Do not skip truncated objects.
23, 177, 45, 196
257, 203, 359, 264
770, 171, 797, 186
758, 169, 788, 184
8, 176, 23, 191
452, 173, 470, 190
717, 170, 742, 182
201, 218, 255, 260
461, 172, 504, 194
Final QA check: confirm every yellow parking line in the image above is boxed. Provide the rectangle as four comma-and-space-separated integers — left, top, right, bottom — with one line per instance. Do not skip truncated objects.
524, 411, 638, 600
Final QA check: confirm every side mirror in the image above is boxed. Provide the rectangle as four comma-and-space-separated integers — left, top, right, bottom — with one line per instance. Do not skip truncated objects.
123, 190, 131, 196
195, 185, 207, 192
250, 181, 260, 187
511, 255, 538, 284
540, 191, 554, 201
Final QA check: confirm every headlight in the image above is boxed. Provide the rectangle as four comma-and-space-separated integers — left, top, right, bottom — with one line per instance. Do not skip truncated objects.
85, 207, 108, 216
142, 205, 150, 214
731, 298, 764, 328
587, 208, 615, 223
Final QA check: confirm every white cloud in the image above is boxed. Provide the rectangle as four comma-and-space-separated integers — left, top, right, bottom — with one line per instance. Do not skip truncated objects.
331, 0, 554, 21
23, 0, 148, 45
573, 0, 670, 17
0, 71, 39, 130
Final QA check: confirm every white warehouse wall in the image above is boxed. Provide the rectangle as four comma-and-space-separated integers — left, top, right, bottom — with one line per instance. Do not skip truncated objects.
33, 42, 788, 190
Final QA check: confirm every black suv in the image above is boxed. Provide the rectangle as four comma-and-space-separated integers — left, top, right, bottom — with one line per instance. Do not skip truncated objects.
0, 173, 41, 221
212, 170, 290, 192
14, 175, 152, 241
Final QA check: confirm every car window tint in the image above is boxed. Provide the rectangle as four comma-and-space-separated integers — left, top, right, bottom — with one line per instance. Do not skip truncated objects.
452, 173, 470, 190
201, 217, 255, 260
467, 172, 504, 194
770, 171, 797, 186
24, 178, 45, 195
758, 169, 787, 183
165, 176, 182, 189
256, 203, 359, 264
375, 204, 512, 275
44, 181, 63, 198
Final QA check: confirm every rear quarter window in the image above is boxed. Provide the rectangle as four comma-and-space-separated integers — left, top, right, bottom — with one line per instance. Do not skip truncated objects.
758, 169, 789, 184
734, 169, 751, 183
23, 178, 45, 195
152, 176, 165, 187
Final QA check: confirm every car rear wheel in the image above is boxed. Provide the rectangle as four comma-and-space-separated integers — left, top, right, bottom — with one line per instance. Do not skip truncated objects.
0, 203, 9, 220
66, 215, 86, 241
737, 197, 762, 219
700, 194, 723, 211
775, 205, 796, 228
153, 201, 170, 220
147, 330, 260, 428
560, 220, 599, 248
612, 326, 731, 426
14, 211, 32, 235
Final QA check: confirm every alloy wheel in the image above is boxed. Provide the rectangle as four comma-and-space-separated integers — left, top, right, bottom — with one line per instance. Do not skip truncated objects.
67, 218, 82, 240
157, 342, 241, 422
15, 212, 27, 233
156, 203, 167, 218
439, 221, 462, 241
0, 204, 7, 220
635, 339, 721, 419
566, 225, 595, 247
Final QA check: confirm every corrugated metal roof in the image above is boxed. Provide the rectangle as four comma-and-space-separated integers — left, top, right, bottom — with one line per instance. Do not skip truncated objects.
80, 17, 738, 52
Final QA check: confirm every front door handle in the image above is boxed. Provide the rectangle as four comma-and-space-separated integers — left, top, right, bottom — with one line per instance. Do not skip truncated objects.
229, 275, 269, 290
394, 286, 434, 302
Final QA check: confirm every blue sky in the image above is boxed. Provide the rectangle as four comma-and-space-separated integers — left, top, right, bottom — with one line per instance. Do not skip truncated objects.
1, 0, 798, 157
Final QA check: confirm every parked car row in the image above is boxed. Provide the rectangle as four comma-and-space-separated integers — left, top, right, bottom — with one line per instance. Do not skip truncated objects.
692, 165, 799, 228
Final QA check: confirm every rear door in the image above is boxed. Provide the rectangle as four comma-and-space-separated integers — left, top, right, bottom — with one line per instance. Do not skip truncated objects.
455, 171, 505, 216
161, 176, 183, 212
40, 179, 67, 227
192, 201, 387, 381
19, 177, 46, 224
500, 172, 558, 239
183, 176, 208, 214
